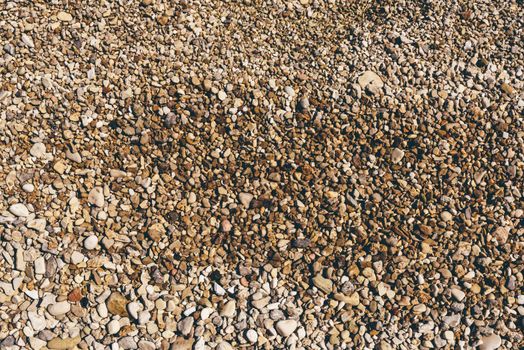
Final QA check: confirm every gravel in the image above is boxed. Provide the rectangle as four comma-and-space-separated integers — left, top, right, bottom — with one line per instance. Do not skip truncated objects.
0, 0, 522, 349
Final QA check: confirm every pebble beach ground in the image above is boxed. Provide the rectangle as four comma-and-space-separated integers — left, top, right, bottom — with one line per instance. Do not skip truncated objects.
0, 0, 523, 349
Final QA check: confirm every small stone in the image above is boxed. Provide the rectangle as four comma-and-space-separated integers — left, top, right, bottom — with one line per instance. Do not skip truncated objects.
450, 288, 466, 302
83, 235, 98, 250
246, 329, 258, 343
148, 222, 166, 242
107, 292, 128, 316
492, 226, 509, 245
239, 192, 254, 208
221, 219, 232, 232
357, 71, 384, 93
21, 33, 34, 48
178, 316, 193, 336
391, 148, 405, 164
501, 82, 515, 95
29, 337, 47, 350
378, 340, 393, 350
313, 274, 333, 294
275, 320, 298, 337
118, 337, 138, 349
47, 301, 71, 316
9, 203, 29, 217
68, 288, 83, 302
216, 341, 234, 350
128, 302, 140, 319
220, 300, 236, 318
334, 292, 360, 306
218, 90, 227, 101
88, 187, 105, 207
57, 12, 73, 22
22, 183, 35, 192
479, 334, 502, 350
107, 319, 121, 335
28, 312, 46, 331
440, 211, 453, 222
30, 143, 46, 157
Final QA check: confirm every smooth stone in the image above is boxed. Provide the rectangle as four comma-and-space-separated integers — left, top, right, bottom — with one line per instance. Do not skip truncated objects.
218, 91, 227, 101
358, 71, 384, 94
47, 301, 71, 316
23, 183, 35, 192
9, 203, 29, 217
221, 219, 232, 232
29, 337, 46, 350
28, 312, 46, 331
216, 341, 234, 350
127, 302, 140, 319
451, 288, 466, 302
118, 336, 138, 349
479, 334, 502, 350
83, 235, 98, 250
30, 142, 46, 157
47, 336, 81, 350
138, 340, 155, 350
441, 211, 453, 222
275, 320, 298, 337
246, 329, 258, 343
57, 11, 73, 21
107, 319, 121, 334
391, 148, 405, 163
88, 187, 105, 207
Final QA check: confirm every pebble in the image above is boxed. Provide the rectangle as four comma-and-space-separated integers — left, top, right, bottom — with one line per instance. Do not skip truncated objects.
83, 235, 99, 250
57, 11, 73, 21
479, 334, 502, 350
30, 142, 46, 157
275, 320, 298, 337
47, 336, 81, 350
391, 148, 405, 164
88, 187, 105, 207
238, 192, 254, 208
9, 203, 29, 217
178, 316, 193, 336
47, 301, 71, 316
450, 288, 466, 302
246, 329, 258, 343
107, 292, 128, 316
440, 211, 453, 222
313, 274, 333, 294
216, 342, 234, 350
107, 319, 121, 334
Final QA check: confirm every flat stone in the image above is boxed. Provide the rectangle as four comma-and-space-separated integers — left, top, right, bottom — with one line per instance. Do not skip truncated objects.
357, 71, 384, 92
246, 329, 258, 343
391, 148, 405, 164
479, 334, 502, 350
107, 292, 128, 316
440, 211, 453, 222
9, 203, 29, 217
450, 288, 466, 302
334, 292, 360, 306
275, 320, 298, 337
88, 187, 105, 207
220, 300, 236, 318
57, 11, 73, 22
30, 142, 46, 157
216, 342, 234, 350
29, 337, 46, 350
178, 316, 193, 336
313, 274, 333, 294
83, 235, 98, 250
492, 226, 509, 245
107, 319, 121, 334
47, 301, 71, 316
47, 336, 81, 350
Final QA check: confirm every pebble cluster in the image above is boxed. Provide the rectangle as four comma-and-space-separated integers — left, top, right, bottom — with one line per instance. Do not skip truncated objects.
0, 0, 523, 349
